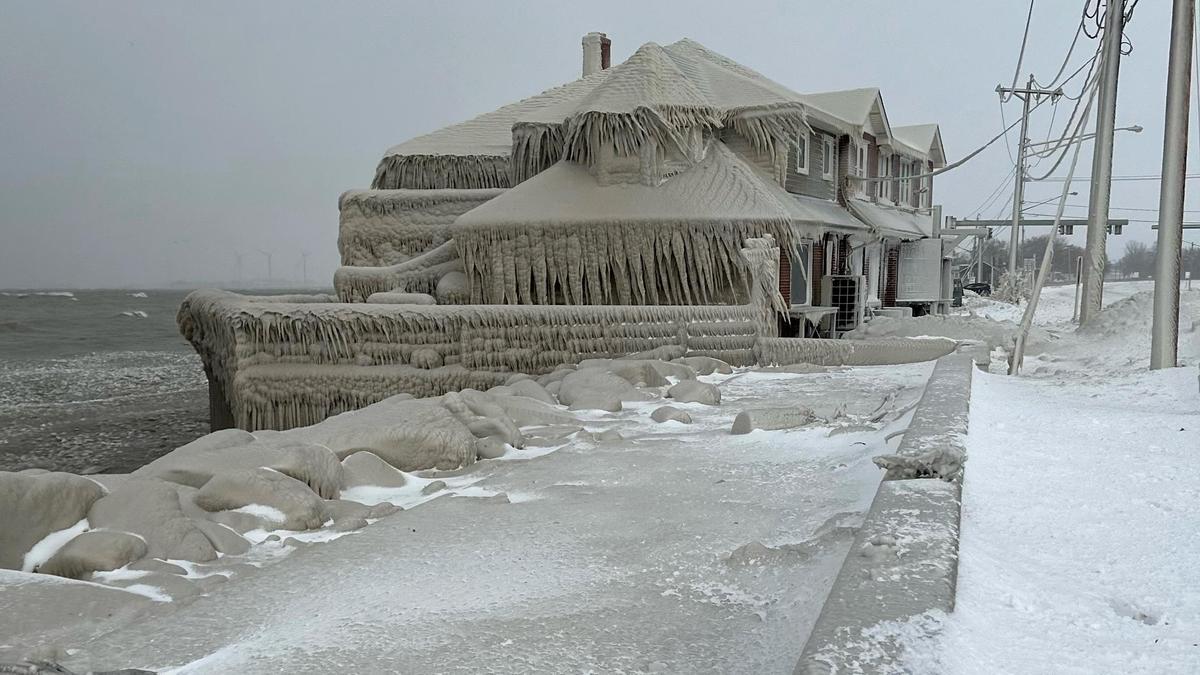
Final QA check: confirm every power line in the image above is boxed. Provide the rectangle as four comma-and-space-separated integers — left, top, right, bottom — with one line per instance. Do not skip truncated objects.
1035, 173, 1200, 181
1036, 9, 1087, 89
1047, 203, 1200, 213
1002, 0, 1038, 103
969, 164, 1020, 216
856, 96, 1050, 186
1026, 211, 1200, 224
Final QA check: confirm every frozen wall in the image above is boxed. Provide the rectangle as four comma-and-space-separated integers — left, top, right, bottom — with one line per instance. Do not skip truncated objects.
337, 189, 504, 267
179, 293, 764, 431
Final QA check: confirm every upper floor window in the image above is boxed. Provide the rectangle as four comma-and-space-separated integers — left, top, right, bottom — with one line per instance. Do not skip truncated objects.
877, 152, 891, 201
796, 132, 809, 175
855, 142, 868, 196
910, 161, 922, 207
899, 160, 911, 204
822, 137, 834, 180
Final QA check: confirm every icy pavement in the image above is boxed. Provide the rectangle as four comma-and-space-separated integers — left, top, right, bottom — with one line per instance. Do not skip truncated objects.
30, 363, 932, 674
889, 281, 1200, 674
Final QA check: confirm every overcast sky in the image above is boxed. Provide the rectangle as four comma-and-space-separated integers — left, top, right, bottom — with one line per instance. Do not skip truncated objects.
0, 0, 1187, 289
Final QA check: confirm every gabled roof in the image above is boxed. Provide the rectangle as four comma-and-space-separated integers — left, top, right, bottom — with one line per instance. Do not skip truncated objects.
372, 73, 611, 189
892, 124, 947, 166
800, 87, 893, 141
372, 39, 943, 190
457, 141, 794, 227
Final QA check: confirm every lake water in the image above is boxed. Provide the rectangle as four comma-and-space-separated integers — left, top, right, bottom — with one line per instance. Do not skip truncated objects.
0, 289, 323, 473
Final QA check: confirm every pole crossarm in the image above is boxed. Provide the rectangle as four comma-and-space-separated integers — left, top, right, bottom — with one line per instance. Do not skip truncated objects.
956, 219, 1129, 228
940, 227, 993, 237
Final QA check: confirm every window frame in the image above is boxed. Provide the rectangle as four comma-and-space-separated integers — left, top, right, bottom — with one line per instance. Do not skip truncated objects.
822, 137, 834, 180
855, 141, 868, 197
919, 164, 931, 208
795, 131, 809, 175
877, 150, 891, 202
789, 242, 813, 306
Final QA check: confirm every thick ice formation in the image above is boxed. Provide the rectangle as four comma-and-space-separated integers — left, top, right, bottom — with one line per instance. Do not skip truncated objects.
1, 350, 939, 672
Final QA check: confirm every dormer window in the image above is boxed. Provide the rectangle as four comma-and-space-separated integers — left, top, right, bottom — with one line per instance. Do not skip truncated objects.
822, 137, 834, 180
796, 132, 809, 175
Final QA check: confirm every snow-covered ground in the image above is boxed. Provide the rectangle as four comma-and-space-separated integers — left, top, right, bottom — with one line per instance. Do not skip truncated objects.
6, 362, 934, 674
894, 280, 1200, 674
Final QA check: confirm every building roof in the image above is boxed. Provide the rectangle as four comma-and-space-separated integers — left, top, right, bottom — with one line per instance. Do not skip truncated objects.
800, 88, 892, 140
372, 38, 943, 196
892, 124, 947, 166
848, 200, 933, 240
456, 141, 794, 227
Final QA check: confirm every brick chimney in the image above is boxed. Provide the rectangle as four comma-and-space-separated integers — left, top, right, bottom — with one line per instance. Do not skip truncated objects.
582, 32, 611, 76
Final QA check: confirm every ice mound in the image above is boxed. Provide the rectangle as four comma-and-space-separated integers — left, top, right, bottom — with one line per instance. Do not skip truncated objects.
0, 355, 728, 630
847, 312, 1051, 355
0, 472, 106, 571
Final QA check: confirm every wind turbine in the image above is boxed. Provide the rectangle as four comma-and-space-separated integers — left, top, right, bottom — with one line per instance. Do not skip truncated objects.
257, 249, 273, 282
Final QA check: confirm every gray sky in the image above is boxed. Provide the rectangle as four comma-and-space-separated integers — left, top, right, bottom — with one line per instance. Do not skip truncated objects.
0, 0, 1185, 289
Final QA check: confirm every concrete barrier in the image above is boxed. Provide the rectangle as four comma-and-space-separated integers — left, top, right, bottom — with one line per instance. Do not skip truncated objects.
795, 352, 974, 674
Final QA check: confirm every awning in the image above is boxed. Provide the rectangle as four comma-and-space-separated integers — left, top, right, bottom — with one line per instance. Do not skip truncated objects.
781, 193, 870, 232
848, 200, 933, 240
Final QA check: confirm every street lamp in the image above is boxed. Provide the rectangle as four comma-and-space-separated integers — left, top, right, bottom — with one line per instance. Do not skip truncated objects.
1026, 125, 1143, 153
1022, 192, 1078, 211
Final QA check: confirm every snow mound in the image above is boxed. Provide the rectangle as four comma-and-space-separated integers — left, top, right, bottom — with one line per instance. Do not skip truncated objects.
847, 313, 1050, 354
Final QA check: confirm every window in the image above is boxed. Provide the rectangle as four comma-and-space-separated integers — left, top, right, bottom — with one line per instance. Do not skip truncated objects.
789, 242, 812, 306
877, 151, 891, 201
899, 160, 911, 204
822, 137, 834, 180
855, 142, 868, 196
795, 132, 809, 174
909, 162, 920, 207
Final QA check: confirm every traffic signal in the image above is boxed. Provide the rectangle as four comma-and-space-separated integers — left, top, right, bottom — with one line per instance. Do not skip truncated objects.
1057, 223, 1075, 235
1106, 223, 1123, 235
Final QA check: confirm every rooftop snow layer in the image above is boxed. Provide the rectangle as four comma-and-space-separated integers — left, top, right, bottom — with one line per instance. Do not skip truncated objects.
456, 141, 794, 227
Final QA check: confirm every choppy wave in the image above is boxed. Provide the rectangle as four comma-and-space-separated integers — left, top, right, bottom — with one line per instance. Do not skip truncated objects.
1, 291, 77, 298
120, 310, 150, 318
0, 319, 35, 334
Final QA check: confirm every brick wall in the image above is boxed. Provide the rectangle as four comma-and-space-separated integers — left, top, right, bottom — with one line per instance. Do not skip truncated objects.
779, 251, 792, 305
812, 241, 826, 304
883, 244, 900, 307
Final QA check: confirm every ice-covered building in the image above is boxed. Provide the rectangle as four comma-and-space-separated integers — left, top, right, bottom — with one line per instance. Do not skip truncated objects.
180, 34, 954, 431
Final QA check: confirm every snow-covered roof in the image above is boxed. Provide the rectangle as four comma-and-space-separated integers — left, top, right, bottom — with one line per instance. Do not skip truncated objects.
373, 39, 942, 191
848, 200, 932, 240
801, 88, 893, 140
892, 124, 947, 167
457, 141, 793, 227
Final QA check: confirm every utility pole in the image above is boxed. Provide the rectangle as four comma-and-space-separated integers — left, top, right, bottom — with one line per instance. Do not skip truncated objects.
1150, 0, 1193, 369
1079, 0, 1126, 324
975, 234, 984, 283
997, 76, 1062, 275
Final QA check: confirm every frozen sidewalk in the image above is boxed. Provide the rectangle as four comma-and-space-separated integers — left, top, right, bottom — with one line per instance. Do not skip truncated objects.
927, 366, 1200, 674
849, 281, 1200, 673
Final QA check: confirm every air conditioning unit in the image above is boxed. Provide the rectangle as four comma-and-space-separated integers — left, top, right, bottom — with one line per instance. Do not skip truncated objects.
821, 274, 866, 333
